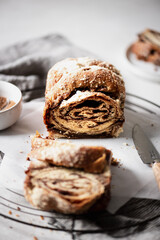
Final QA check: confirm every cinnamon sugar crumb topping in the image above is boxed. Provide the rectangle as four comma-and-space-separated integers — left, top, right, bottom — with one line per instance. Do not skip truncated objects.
111, 157, 120, 166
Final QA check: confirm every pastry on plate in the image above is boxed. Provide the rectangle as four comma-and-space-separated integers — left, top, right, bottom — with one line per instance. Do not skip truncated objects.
24, 160, 111, 214
43, 57, 125, 138
131, 29, 160, 66
28, 134, 112, 173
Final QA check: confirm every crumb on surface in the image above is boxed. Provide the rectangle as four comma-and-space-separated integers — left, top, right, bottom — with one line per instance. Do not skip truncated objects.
36, 130, 41, 137
16, 214, 19, 217
40, 215, 44, 220
8, 210, 12, 215
123, 142, 129, 146
33, 237, 38, 240
17, 207, 21, 211
111, 157, 120, 166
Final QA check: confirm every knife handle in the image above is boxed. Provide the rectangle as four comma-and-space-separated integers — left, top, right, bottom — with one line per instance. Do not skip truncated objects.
152, 162, 160, 190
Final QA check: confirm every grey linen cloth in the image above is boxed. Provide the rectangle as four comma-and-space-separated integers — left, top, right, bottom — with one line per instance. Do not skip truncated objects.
0, 34, 94, 101
0, 34, 160, 240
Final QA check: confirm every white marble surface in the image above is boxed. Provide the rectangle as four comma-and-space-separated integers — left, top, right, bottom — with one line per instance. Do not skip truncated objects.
0, 0, 160, 105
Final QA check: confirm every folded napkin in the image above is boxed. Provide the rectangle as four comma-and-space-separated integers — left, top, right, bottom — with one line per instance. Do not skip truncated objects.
0, 34, 160, 240
0, 34, 94, 101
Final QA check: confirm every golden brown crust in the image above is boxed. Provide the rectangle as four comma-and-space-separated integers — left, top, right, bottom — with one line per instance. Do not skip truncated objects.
28, 134, 112, 173
43, 57, 125, 138
24, 161, 111, 214
131, 29, 160, 66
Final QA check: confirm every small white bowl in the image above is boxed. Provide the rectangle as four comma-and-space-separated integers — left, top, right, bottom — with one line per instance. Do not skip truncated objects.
0, 81, 22, 130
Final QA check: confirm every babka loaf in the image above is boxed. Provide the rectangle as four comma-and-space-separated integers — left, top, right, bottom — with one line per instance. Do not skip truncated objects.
43, 57, 125, 138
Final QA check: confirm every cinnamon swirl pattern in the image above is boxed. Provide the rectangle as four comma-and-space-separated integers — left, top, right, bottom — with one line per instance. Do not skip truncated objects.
43, 57, 125, 138
24, 161, 111, 214
28, 133, 112, 173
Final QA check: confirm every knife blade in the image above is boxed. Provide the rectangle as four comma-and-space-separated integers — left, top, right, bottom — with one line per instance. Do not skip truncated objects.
132, 124, 160, 189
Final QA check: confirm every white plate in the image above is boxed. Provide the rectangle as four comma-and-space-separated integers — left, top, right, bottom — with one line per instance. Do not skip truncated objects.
124, 45, 160, 82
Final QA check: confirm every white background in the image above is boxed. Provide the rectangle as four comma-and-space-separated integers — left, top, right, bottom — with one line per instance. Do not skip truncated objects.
0, 0, 160, 105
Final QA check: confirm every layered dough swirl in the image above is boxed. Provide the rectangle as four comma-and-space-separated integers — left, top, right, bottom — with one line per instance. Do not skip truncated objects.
24, 161, 111, 214
43, 57, 125, 138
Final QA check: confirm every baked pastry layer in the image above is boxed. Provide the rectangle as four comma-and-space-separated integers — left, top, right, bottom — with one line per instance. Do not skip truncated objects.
131, 29, 160, 66
24, 161, 111, 214
29, 133, 112, 173
43, 57, 125, 138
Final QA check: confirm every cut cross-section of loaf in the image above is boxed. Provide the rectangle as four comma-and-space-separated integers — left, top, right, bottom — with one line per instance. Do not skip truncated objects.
24, 161, 111, 214
43, 57, 125, 138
